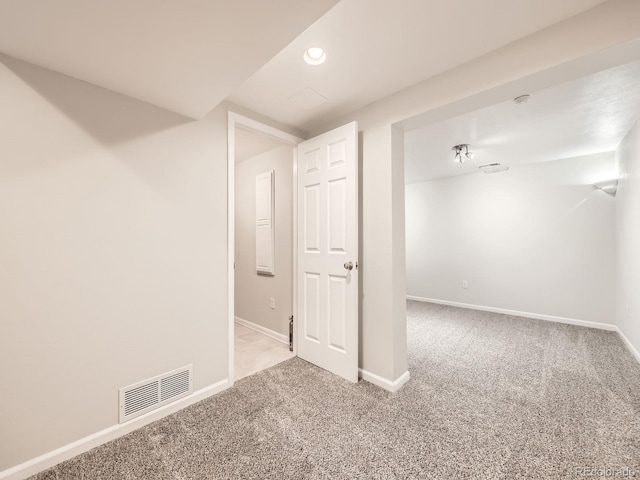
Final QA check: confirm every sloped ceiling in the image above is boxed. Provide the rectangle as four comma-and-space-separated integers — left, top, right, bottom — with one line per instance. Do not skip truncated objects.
0, 0, 339, 119
0, 0, 626, 133
228, 0, 608, 133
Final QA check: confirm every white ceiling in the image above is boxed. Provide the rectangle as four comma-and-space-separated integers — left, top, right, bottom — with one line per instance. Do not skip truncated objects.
0, 0, 338, 119
235, 127, 289, 163
0, 0, 623, 136
404, 60, 640, 183
229, 0, 607, 133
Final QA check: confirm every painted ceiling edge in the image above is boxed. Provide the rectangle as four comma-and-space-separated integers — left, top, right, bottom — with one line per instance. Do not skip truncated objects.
0, 51, 201, 121
1, 52, 303, 125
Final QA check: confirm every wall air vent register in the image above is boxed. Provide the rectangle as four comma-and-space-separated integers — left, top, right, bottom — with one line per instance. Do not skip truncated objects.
118, 365, 193, 423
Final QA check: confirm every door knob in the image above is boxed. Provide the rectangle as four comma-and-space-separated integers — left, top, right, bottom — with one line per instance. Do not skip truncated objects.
344, 261, 354, 271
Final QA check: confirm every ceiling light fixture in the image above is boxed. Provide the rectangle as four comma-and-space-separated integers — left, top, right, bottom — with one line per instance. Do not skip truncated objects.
594, 179, 618, 196
304, 47, 326, 65
452, 144, 474, 163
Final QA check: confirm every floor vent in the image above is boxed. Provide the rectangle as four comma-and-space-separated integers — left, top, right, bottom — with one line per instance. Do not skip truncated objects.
119, 365, 193, 423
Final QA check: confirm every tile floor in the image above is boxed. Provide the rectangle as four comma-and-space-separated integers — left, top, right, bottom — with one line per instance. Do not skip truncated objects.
234, 323, 295, 380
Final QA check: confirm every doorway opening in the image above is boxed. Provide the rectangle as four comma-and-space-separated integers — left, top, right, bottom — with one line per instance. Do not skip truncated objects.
403, 59, 640, 329
227, 113, 301, 384
228, 113, 361, 385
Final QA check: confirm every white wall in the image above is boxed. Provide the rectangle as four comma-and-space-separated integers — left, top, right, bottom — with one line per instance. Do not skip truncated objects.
0, 54, 232, 472
349, 126, 408, 385
405, 153, 616, 324
616, 118, 640, 358
235, 145, 293, 336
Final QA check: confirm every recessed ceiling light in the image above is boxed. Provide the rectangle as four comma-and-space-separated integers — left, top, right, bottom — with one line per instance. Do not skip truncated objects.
304, 47, 326, 66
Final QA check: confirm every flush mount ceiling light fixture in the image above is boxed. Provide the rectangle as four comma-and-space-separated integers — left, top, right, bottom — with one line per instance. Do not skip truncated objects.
452, 144, 475, 163
304, 47, 326, 65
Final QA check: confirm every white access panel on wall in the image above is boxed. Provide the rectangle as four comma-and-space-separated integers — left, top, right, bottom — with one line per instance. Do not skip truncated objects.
256, 170, 275, 275
297, 121, 358, 383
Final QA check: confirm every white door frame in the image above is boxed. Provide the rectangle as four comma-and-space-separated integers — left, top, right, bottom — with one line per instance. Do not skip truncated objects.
227, 112, 302, 385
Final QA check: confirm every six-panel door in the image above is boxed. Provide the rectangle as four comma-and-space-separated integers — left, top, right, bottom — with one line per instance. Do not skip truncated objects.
297, 122, 358, 382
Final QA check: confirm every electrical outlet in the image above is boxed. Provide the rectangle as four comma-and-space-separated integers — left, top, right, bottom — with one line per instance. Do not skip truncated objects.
270, 298, 275, 309
462, 280, 468, 289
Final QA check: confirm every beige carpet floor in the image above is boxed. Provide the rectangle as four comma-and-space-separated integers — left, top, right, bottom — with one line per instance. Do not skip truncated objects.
32, 301, 640, 479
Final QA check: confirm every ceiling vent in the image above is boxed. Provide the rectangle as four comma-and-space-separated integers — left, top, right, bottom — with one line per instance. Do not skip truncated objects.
287, 87, 328, 111
479, 163, 509, 174
119, 365, 192, 423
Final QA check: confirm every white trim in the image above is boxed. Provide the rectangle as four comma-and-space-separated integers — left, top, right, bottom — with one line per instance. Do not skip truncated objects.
291, 147, 298, 356
617, 327, 640, 363
228, 112, 301, 145
228, 114, 236, 387
359, 368, 411, 393
227, 112, 303, 385
406, 295, 617, 331
235, 316, 289, 345
0, 379, 229, 480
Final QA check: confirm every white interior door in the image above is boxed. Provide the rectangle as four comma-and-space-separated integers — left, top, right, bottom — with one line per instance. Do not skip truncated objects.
297, 121, 358, 382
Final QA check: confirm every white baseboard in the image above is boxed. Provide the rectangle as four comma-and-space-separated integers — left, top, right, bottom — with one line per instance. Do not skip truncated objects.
359, 368, 410, 393
406, 295, 617, 331
616, 327, 640, 363
0, 378, 230, 480
235, 316, 288, 344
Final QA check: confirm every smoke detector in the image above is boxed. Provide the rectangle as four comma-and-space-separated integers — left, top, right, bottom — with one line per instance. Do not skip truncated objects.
513, 94, 531, 105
